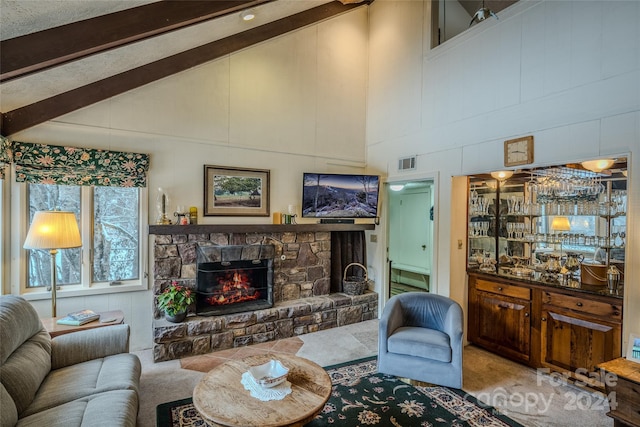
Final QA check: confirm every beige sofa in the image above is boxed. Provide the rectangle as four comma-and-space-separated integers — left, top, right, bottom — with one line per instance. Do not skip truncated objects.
0, 295, 141, 427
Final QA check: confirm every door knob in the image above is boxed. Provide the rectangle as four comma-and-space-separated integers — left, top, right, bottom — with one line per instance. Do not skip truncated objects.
421, 245, 426, 250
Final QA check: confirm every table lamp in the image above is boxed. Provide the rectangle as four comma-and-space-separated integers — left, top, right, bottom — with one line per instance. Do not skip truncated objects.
24, 211, 82, 317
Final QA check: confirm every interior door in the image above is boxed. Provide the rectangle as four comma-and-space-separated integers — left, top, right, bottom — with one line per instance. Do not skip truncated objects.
388, 183, 433, 294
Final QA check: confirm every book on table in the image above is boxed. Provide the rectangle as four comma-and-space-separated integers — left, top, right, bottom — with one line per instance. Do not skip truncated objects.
56, 309, 100, 326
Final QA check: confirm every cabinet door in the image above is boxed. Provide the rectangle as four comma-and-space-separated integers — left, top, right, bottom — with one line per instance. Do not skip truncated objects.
541, 307, 621, 381
475, 291, 531, 363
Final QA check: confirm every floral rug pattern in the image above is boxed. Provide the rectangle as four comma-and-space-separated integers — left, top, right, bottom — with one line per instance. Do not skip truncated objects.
156, 357, 522, 427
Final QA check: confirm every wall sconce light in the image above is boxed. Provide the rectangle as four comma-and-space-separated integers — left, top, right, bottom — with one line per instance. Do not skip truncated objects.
581, 159, 614, 173
389, 184, 405, 191
241, 9, 256, 21
490, 170, 514, 181
622, 170, 628, 177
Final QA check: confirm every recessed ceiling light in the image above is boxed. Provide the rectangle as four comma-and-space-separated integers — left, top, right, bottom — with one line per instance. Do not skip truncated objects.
389, 184, 405, 191
241, 9, 255, 21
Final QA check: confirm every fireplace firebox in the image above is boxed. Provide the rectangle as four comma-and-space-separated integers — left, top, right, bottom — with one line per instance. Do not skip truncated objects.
196, 243, 274, 316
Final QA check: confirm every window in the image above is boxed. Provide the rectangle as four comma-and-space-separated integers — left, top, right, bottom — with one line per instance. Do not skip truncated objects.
26, 183, 145, 291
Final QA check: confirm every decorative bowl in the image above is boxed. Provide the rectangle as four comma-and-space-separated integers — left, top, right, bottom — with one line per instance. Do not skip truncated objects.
248, 359, 289, 388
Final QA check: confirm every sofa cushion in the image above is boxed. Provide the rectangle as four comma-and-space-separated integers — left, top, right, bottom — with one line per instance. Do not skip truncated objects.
388, 326, 452, 363
21, 353, 141, 418
1, 383, 18, 427
16, 389, 138, 427
0, 296, 47, 364
0, 329, 52, 416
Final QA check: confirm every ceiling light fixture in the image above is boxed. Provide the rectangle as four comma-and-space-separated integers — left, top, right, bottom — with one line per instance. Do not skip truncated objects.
490, 170, 513, 181
241, 9, 256, 21
389, 184, 405, 191
469, 0, 498, 26
581, 159, 615, 173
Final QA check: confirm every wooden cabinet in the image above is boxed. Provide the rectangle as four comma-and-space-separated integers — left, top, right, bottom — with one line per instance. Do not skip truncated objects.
468, 273, 623, 386
469, 277, 531, 363
541, 290, 622, 386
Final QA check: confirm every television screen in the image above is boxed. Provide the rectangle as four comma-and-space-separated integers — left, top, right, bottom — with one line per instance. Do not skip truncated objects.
302, 173, 380, 218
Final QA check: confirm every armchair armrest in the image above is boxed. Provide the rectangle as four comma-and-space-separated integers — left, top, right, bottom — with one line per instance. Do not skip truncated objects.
50, 324, 130, 370
379, 297, 405, 353
444, 303, 464, 363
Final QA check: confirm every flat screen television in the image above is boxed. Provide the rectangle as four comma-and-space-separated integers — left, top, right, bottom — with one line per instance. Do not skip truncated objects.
302, 173, 380, 218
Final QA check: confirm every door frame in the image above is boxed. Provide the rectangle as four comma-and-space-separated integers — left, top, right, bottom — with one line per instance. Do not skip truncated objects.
382, 171, 439, 306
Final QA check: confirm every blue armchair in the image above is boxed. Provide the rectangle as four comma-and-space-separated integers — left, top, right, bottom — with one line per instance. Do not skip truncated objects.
378, 292, 463, 388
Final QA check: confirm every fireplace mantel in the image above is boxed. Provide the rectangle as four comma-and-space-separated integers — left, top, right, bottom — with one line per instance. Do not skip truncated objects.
149, 223, 375, 235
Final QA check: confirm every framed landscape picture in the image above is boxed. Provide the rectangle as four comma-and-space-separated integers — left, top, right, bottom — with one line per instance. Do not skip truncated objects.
204, 165, 270, 216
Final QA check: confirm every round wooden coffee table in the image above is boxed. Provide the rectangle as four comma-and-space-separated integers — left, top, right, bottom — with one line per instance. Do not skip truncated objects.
193, 353, 332, 427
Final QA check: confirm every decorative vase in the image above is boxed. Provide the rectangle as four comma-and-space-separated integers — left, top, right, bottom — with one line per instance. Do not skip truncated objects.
165, 311, 187, 323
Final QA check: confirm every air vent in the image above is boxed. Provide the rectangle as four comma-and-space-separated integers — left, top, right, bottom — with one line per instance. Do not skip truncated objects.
398, 156, 416, 171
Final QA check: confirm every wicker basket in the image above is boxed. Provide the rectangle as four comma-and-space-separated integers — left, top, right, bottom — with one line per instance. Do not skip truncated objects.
342, 263, 369, 296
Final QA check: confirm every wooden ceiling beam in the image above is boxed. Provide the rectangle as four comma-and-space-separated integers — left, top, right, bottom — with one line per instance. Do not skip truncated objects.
0, 0, 275, 82
1, 1, 369, 136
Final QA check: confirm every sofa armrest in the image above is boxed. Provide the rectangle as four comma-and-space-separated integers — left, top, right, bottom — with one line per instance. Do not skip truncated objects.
50, 324, 130, 370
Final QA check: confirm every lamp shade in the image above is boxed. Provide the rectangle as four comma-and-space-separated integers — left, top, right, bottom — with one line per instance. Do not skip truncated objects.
550, 216, 571, 232
24, 211, 82, 250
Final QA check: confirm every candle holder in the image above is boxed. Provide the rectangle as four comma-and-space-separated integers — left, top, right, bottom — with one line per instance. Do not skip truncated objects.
174, 205, 190, 225
156, 188, 172, 225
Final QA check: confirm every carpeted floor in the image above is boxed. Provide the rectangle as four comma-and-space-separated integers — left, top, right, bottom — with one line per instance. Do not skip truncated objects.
157, 356, 523, 427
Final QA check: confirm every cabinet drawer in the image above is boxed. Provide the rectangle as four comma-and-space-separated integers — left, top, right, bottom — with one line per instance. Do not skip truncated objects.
476, 279, 531, 300
542, 291, 622, 320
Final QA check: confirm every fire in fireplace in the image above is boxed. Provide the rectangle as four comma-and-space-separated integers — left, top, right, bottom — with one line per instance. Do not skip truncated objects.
196, 244, 274, 316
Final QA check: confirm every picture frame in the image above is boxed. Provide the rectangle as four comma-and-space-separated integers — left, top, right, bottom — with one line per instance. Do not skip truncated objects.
204, 165, 270, 216
626, 333, 640, 363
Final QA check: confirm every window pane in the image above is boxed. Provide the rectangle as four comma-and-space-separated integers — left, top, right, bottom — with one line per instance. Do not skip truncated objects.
93, 187, 139, 282
27, 184, 81, 288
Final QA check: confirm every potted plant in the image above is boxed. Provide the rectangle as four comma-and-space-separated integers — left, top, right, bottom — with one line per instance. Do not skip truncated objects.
157, 281, 195, 323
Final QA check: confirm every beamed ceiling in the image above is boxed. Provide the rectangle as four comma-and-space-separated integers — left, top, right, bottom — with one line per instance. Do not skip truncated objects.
0, 0, 371, 137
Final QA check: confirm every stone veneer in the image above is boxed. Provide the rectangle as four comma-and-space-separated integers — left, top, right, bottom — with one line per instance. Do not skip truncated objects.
152, 230, 377, 362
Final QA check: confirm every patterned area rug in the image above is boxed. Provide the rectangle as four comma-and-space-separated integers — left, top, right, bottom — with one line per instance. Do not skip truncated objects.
156, 357, 523, 427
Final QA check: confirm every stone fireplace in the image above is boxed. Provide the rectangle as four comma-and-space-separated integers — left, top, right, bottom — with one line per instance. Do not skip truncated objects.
150, 224, 377, 362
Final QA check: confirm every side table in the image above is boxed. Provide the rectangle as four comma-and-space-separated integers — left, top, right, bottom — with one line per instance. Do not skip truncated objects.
597, 357, 640, 427
41, 310, 125, 338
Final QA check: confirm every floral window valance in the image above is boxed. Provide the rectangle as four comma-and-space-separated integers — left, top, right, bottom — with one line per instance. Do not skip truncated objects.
12, 141, 150, 187
0, 136, 12, 180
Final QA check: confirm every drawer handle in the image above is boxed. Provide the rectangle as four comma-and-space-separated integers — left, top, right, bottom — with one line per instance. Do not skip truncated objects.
525, 312, 529, 317
497, 287, 503, 291
576, 302, 583, 307
542, 317, 547, 321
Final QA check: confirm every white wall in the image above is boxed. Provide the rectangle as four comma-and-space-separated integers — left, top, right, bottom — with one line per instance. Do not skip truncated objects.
367, 0, 640, 350
7, 8, 370, 351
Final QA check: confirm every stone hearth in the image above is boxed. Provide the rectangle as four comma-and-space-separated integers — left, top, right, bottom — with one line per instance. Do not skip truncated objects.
150, 226, 377, 362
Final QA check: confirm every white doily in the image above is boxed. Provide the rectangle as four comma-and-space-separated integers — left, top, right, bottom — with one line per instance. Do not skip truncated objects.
240, 372, 292, 401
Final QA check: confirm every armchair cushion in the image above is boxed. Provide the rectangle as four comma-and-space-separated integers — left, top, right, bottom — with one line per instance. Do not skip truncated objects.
388, 326, 452, 362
